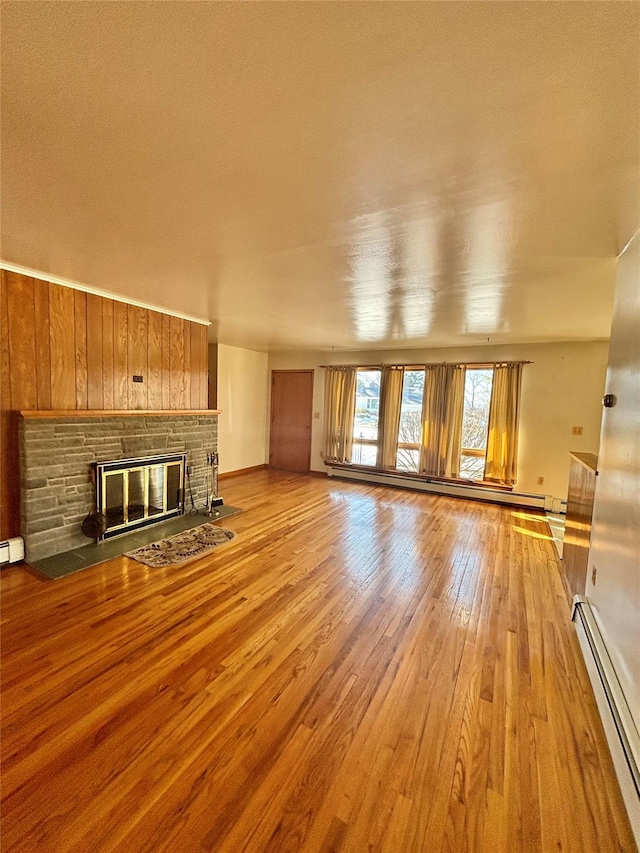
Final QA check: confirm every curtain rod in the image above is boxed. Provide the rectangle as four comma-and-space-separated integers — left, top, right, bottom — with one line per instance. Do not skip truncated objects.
320, 361, 533, 369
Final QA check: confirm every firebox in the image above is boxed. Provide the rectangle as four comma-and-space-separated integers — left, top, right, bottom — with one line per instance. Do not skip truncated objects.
95, 453, 187, 539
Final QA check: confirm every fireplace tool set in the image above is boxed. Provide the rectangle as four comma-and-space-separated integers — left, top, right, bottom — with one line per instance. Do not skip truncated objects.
205, 451, 224, 517
81, 450, 224, 541
184, 452, 224, 517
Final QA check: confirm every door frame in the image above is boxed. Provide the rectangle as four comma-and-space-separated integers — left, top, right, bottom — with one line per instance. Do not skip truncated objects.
269, 369, 314, 473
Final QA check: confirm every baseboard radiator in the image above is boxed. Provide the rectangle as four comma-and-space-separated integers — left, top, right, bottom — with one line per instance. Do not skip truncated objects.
572, 596, 640, 846
0, 536, 25, 566
326, 466, 566, 512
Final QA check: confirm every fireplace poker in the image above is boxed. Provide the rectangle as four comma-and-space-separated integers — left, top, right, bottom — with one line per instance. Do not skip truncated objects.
205, 451, 223, 517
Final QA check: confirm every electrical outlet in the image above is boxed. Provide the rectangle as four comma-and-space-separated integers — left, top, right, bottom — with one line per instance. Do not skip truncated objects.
592, 565, 597, 586
537, 476, 544, 486
572, 426, 583, 436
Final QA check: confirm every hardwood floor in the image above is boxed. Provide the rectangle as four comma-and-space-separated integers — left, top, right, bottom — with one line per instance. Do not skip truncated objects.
1, 470, 635, 852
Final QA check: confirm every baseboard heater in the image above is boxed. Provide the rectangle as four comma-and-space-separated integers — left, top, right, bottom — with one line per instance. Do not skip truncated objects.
0, 536, 25, 566
326, 466, 564, 511
572, 596, 640, 847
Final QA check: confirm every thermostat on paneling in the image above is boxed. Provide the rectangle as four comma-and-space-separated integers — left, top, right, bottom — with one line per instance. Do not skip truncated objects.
132, 375, 144, 383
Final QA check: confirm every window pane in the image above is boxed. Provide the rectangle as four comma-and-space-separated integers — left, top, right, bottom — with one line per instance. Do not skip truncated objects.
128, 469, 145, 521
354, 370, 381, 442
461, 369, 493, 450
104, 472, 124, 528
352, 443, 377, 467
459, 368, 493, 480
148, 466, 165, 516
398, 370, 424, 448
166, 464, 182, 511
460, 455, 486, 480
396, 448, 420, 472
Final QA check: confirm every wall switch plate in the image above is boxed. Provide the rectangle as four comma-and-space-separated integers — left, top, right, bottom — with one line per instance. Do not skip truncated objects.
592, 565, 597, 585
571, 426, 583, 436
537, 476, 544, 485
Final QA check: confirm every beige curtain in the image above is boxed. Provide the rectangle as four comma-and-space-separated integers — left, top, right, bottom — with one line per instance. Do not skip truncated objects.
376, 366, 404, 469
322, 367, 357, 463
419, 364, 466, 478
444, 366, 465, 478
484, 362, 523, 485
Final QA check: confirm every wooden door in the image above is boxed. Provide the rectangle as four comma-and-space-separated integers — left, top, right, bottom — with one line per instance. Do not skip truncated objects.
269, 370, 314, 473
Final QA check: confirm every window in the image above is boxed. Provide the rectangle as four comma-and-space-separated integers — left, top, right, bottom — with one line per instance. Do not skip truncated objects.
459, 368, 493, 480
396, 369, 424, 473
338, 361, 519, 485
353, 369, 381, 466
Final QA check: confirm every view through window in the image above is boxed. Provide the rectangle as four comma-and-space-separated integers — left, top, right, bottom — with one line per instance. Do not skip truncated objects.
351, 366, 494, 481
353, 369, 381, 466
396, 369, 424, 472
459, 368, 493, 480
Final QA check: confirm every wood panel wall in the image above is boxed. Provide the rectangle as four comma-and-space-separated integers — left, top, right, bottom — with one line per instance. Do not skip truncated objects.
0, 270, 210, 539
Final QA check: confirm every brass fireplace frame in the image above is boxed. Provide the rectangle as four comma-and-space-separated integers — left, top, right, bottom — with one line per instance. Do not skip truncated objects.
95, 453, 187, 540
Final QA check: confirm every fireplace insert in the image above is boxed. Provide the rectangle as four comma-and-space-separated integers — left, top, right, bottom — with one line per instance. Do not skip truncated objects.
95, 453, 187, 539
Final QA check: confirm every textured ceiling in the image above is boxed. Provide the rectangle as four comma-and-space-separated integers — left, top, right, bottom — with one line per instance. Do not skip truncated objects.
2, 2, 639, 351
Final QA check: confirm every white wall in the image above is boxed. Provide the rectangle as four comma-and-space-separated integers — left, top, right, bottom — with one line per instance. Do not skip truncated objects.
268, 340, 609, 501
217, 343, 269, 474
586, 231, 640, 732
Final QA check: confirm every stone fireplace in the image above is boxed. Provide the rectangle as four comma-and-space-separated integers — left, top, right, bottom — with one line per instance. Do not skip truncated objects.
20, 411, 219, 562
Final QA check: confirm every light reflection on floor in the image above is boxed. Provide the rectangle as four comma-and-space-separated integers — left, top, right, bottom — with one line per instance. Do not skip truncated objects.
511, 524, 553, 541
327, 485, 505, 607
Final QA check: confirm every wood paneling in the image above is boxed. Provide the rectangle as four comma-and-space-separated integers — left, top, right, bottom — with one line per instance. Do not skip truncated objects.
190, 323, 199, 409
102, 299, 115, 409
170, 316, 186, 409
127, 305, 148, 410
86, 294, 104, 410
191, 323, 209, 409
147, 310, 163, 410
183, 320, 192, 412
74, 291, 88, 410
161, 313, 172, 409
6, 273, 37, 410
0, 272, 18, 538
33, 278, 52, 410
0, 471, 635, 852
49, 283, 76, 409
0, 271, 210, 538
113, 300, 129, 410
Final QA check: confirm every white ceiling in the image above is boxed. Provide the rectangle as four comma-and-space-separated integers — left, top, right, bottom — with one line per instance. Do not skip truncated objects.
2, 2, 638, 351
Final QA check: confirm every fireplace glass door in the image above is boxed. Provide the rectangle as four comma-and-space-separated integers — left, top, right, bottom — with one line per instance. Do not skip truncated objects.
96, 454, 186, 539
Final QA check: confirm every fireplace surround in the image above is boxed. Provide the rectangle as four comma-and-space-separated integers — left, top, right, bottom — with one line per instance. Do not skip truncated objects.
20, 410, 219, 562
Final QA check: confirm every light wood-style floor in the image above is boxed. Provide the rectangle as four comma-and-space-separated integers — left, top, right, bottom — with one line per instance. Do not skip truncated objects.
1, 470, 635, 852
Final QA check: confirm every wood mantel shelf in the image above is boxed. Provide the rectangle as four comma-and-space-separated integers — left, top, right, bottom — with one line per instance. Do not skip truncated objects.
20, 409, 221, 419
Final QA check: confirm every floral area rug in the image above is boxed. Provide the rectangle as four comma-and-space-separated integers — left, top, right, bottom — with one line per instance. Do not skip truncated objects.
125, 523, 237, 568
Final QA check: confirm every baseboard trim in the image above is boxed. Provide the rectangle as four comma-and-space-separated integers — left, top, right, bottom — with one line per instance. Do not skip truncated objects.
326, 465, 553, 510
219, 464, 268, 480
572, 596, 640, 847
